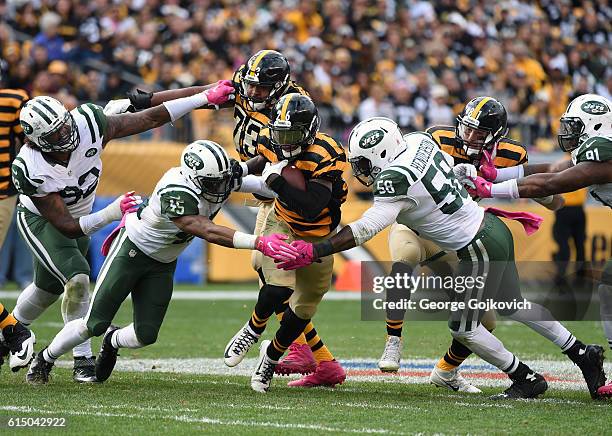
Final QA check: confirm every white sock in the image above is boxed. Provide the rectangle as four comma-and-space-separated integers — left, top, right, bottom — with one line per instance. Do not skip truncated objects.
506, 303, 576, 351
111, 324, 145, 349
44, 318, 92, 363
61, 274, 93, 358
599, 284, 612, 350
452, 324, 518, 372
13, 283, 59, 325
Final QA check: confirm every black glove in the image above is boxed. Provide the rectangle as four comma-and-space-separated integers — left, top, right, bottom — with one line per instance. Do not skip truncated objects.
127, 89, 154, 110
229, 159, 244, 191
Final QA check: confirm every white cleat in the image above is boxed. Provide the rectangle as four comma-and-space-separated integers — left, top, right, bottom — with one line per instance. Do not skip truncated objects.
251, 340, 277, 393
378, 336, 402, 372
5, 323, 36, 372
224, 322, 260, 367
429, 366, 482, 393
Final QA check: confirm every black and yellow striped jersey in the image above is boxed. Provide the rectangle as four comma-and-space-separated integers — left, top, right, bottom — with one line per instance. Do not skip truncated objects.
0, 89, 28, 198
257, 129, 348, 237
231, 65, 308, 162
426, 125, 528, 168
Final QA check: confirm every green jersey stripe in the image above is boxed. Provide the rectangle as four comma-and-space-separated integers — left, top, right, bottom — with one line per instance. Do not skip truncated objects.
85, 103, 106, 139
78, 106, 97, 142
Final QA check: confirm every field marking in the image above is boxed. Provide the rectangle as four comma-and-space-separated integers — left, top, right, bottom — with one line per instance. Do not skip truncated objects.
51, 357, 611, 393
0, 406, 398, 434
0, 290, 362, 301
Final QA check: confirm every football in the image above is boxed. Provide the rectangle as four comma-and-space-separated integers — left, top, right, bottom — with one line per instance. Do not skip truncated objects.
281, 164, 306, 190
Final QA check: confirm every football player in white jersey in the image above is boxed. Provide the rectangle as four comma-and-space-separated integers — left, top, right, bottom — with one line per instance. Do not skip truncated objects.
269, 117, 606, 399
25, 140, 296, 384
10, 83, 234, 382
466, 94, 612, 397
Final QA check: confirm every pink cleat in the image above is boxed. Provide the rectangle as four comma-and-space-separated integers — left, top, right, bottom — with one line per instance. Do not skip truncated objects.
597, 381, 612, 398
287, 360, 346, 388
275, 343, 316, 376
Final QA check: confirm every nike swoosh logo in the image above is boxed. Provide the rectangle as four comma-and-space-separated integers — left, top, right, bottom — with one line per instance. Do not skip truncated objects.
15, 347, 29, 361
441, 379, 459, 391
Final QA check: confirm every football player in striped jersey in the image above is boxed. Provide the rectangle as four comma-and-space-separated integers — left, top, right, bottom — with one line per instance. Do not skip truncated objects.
381, 97, 563, 394
12, 83, 233, 382
228, 93, 347, 392
104, 50, 344, 383
280, 117, 606, 400
25, 140, 296, 384
467, 93, 612, 397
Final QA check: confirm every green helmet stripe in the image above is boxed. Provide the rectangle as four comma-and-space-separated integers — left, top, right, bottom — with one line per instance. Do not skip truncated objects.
37, 99, 58, 117
30, 104, 52, 124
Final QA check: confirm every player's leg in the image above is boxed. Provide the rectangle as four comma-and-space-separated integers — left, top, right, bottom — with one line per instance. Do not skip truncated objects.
0, 195, 17, 248
15, 208, 95, 381
380, 223, 424, 372
450, 213, 548, 399
596, 259, 612, 397
0, 301, 35, 372
27, 230, 137, 384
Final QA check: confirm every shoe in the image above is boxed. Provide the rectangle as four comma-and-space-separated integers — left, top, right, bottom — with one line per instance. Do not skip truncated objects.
95, 325, 120, 382
378, 336, 402, 372
597, 381, 612, 398
430, 366, 482, 393
275, 343, 316, 376
490, 371, 548, 400
571, 344, 606, 399
4, 322, 36, 372
73, 356, 97, 383
251, 340, 277, 393
224, 322, 260, 367
287, 360, 346, 388
26, 349, 54, 385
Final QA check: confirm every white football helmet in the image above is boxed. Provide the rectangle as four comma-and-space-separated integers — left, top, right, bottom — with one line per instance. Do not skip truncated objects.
180, 140, 232, 203
19, 96, 79, 153
347, 117, 406, 186
558, 93, 612, 152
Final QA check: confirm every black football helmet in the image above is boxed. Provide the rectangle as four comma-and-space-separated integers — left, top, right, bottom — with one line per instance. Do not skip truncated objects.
268, 93, 320, 161
456, 96, 508, 162
239, 50, 290, 110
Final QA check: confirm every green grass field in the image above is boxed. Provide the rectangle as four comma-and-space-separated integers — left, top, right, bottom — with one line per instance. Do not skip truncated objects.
0, 286, 610, 435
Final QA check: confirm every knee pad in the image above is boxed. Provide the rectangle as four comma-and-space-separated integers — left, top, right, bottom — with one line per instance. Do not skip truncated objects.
291, 301, 319, 320
480, 310, 497, 331
135, 323, 159, 346
258, 285, 293, 313
64, 273, 90, 303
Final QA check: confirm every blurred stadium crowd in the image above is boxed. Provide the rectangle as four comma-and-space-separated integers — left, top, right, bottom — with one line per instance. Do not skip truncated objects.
0, 0, 610, 150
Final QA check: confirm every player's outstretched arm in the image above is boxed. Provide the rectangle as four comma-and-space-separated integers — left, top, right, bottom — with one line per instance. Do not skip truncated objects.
103, 82, 235, 144
31, 192, 140, 239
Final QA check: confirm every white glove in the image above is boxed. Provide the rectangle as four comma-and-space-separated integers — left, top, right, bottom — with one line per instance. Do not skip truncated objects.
262, 160, 289, 184
103, 99, 133, 115
452, 163, 477, 188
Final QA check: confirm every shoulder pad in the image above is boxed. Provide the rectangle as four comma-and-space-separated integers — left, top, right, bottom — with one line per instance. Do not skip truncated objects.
574, 135, 612, 164
373, 167, 414, 201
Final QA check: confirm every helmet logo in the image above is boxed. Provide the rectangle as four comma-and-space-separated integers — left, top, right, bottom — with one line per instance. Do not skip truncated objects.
359, 129, 385, 149
581, 100, 610, 115
184, 152, 204, 170
21, 120, 33, 135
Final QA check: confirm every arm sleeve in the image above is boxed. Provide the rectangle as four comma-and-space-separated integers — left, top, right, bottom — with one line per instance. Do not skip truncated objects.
347, 200, 408, 245
237, 175, 276, 198
268, 176, 332, 220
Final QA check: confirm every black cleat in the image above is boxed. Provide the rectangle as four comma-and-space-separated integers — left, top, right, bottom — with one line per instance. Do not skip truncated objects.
73, 356, 98, 383
4, 322, 36, 372
26, 349, 54, 385
95, 325, 120, 382
491, 371, 548, 400
572, 344, 606, 399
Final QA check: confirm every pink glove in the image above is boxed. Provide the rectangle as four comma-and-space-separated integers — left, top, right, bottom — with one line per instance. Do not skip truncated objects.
466, 176, 493, 198
120, 191, 142, 215
204, 80, 235, 106
256, 234, 299, 262
276, 240, 316, 270
479, 150, 497, 181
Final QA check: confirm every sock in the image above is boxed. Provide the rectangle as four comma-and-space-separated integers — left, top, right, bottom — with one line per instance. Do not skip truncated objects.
267, 308, 310, 362
386, 319, 403, 337
599, 283, 612, 350
276, 305, 308, 346
384, 262, 413, 337
451, 324, 518, 372
249, 310, 270, 335
61, 274, 93, 358
13, 283, 59, 325
111, 324, 144, 349
506, 303, 576, 351
303, 322, 334, 363
248, 285, 293, 335
45, 318, 91, 363
437, 338, 473, 371
0, 304, 18, 330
